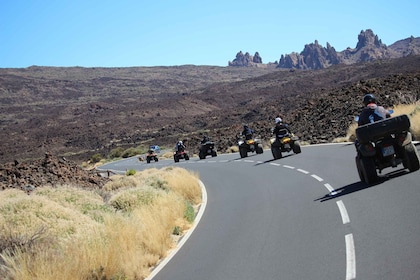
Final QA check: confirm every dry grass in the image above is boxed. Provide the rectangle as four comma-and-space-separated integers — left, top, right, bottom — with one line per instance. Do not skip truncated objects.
0, 167, 201, 280
336, 103, 420, 142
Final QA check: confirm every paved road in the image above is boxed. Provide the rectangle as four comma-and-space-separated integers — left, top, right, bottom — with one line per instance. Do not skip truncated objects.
99, 143, 420, 280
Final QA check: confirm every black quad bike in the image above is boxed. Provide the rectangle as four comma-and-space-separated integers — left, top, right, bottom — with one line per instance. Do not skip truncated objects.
270, 129, 301, 160
199, 141, 217, 159
145, 148, 159, 164
355, 114, 420, 184
174, 149, 190, 163
238, 135, 264, 158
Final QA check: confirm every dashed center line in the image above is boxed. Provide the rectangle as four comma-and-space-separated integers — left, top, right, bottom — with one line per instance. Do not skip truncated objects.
231, 157, 355, 279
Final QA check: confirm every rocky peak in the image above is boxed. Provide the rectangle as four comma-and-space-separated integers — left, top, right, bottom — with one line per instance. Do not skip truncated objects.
229, 51, 263, 67
355, 29, 385, 49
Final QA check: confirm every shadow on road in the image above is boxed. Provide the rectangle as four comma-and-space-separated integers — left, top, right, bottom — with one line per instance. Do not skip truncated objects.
315, 168, 410, 202
254, 154, 294, 166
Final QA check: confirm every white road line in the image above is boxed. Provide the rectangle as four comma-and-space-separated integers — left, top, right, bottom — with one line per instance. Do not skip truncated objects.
297, 168, 309, 174
270, 163, 281, 166
244, 160, 254, 163
146, 180, 208, 280
219, 160, 229, 163
311, 174, 324, 182
324, 183, 335, 193
345, 234, 356, 280
283, 165, 295, 169
336, 200, 350, 224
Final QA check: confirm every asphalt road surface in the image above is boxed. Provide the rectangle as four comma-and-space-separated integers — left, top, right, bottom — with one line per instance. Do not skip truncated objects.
99, 143, 420, 280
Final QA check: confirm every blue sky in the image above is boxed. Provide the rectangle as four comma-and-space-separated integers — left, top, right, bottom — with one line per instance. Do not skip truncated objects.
1, 0, 419, 68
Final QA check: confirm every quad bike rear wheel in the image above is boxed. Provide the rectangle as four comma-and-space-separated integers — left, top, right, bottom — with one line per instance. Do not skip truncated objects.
239, 147, 248, 158
360, 156, 378, 184
271, 146, 282, 160
292, 141, 301, 154
355, 155, 365, 182
256, 144, 264, 154
403, 143, 420, 172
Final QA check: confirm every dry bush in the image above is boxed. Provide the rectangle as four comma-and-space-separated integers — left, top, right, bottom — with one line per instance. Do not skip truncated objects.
0, 167, 201, 280
227, 145, 239, 153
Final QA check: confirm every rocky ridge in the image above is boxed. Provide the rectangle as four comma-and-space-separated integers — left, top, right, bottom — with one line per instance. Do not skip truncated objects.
230, 29, 420, 69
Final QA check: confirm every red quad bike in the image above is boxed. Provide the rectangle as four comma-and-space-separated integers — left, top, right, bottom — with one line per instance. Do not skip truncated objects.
174, 148, 189, 163
145, 148, 159, 164
199, 140, 217, 159
355, 114, 420, 184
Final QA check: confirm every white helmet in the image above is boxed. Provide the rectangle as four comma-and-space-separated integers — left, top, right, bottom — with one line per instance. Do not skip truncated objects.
275, 117, 282, 124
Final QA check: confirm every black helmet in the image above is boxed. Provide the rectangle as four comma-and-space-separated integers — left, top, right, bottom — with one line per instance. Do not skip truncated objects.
363, 94, 376, 105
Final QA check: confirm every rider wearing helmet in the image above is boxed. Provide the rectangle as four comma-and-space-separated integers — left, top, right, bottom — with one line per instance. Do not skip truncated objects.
358, 94, 391, 126
241, 124, 254, 140
175, 140, 185, 152
273, 116, 291, 137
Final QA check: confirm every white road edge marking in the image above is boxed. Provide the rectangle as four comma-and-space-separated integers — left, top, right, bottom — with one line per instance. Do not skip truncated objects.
145, 180, 208, 280
270, 163, 281, 166
336, 200, 350, 224
297, 168, 309, 174
283, 165, 295, 169
345, 234, 356, 280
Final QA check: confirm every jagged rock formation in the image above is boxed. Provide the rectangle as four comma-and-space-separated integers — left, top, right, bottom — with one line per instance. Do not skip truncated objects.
229, 29, 420, 69
229, 51, 263, 66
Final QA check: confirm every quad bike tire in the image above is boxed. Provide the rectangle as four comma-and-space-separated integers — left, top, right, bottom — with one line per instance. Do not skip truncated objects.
403, 143, 420, 172
271, 146, 282, 160
360, 156, 378, 184
184, 154, 190, 160
174, 154, 179, 163
211, 150, 217, 157
146, 158, 151, 164
292, 141, 301, 154
239, 147, 248, 158
356, 114, 410, 143
355, 155, 365, 182
256, 144, 264, 154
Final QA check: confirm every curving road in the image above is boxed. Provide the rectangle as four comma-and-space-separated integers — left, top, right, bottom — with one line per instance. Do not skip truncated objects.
99, 143, 420, 280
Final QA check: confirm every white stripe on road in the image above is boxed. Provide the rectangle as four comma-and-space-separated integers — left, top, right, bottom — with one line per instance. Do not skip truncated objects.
311, 174, 324, 182
297, 168, 309, 174
336, 200, 350, 224
345, 234, 356, 280
283, 165, 295, 169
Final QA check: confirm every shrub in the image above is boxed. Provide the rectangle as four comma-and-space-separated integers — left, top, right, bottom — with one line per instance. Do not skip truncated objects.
90, 153, 102, 163
126, 169, 136, 176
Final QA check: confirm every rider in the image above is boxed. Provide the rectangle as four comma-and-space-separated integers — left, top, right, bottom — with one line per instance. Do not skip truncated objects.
241, 124, 254, 140
358, 94, 392, 126
273, 117, 291, 139
201, 135, 210, 144
175, 140, 185, 152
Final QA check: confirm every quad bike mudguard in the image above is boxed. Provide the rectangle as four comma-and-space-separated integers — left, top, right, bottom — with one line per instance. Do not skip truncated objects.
356, 114, 410, 143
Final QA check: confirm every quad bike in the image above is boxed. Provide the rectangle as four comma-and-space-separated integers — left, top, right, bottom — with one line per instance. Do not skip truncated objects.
355, 114, 420, 184
270, 128, 301, 160
238, 135, 264, 158
174, 148, 190, 162
199, 141, 217, 159
145, 148, 159, 164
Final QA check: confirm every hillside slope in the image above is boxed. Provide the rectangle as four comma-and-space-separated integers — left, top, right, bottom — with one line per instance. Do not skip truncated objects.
0, 56, 419, 164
